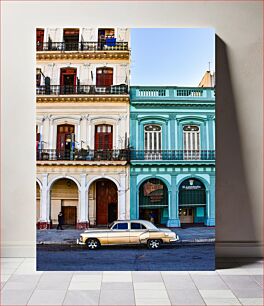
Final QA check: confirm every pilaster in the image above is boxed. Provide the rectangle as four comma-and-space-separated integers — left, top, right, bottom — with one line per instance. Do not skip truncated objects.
77, 173, 89, 229
166, 175, 181, 227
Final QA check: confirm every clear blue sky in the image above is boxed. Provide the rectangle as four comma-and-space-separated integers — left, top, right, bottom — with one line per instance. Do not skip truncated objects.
131, 28, 215, 86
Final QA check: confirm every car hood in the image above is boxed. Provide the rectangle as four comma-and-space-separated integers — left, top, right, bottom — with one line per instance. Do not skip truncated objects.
158, 228, 173, 233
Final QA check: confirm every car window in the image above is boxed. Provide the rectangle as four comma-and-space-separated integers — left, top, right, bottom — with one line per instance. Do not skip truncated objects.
112, 222, 128, 230
131, 222, 147, 230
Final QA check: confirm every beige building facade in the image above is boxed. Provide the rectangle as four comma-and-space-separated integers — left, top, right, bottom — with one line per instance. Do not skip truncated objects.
36, 27, 130, 229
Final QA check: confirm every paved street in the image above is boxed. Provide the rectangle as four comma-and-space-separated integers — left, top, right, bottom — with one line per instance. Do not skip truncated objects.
37, 226, 215, 244
37, 243, 215, 271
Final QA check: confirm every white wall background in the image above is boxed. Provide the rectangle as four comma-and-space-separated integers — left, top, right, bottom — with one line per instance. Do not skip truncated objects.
1, 1, 263, 257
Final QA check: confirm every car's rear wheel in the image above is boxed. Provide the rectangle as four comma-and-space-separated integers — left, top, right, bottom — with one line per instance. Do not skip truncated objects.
86, 238, 100, 250
147, 239, 161, 249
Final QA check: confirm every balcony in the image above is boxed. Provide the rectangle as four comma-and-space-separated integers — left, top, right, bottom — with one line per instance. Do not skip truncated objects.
36, 41, 129, 52
36, 149, 129, 162
36, 84, 128, 95
130, 86, 215, 105
130, 150, 215, 161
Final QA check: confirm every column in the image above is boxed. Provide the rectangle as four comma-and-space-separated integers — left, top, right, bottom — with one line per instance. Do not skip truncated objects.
49, 118, 54, 150
163, 120, 168, 150
42, 115, 50, 149
176, 120, 182, 150
166, 175, 181, 227
38, 174, 50, 229
130, 173, 137, 219
77, 174, 89, 229
170, 115, 176, 150
116, 117, 121, 149
118, 174, 126, 220
207, 115, 215, 150
80, 116, 87, 149
205, 174, 215, 226
201, 121, 207, 151
87, 116, 92, 149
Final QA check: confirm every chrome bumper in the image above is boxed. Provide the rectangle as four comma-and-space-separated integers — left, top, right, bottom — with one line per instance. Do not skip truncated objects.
170, 235, 180, 242
76, 238, 85, 245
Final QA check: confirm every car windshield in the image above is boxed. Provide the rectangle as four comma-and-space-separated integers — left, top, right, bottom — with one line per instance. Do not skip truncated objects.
108, 222, 114, 229
142, 221, 158, 230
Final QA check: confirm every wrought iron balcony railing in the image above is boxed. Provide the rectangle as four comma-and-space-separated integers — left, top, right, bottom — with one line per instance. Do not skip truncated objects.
36, 149, 129, 161
36, 84, 128, 95
37, 149, 215, 162
130, 150, 215, 161
36, 41, 129, 52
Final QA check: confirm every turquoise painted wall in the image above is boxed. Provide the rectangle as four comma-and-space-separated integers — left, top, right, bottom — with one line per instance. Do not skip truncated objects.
129, 86, 215, 227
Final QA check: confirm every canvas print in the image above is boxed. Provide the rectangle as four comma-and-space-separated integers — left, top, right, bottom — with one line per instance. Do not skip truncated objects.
36, 28, 215, 270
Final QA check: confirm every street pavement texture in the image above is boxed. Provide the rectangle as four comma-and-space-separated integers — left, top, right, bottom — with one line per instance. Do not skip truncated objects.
37, 226, 215, 244
37, 244, 215, 271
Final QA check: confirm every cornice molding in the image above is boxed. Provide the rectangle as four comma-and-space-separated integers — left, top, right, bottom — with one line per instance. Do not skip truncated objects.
36, 96, 129, 103
36, 51, 130, 61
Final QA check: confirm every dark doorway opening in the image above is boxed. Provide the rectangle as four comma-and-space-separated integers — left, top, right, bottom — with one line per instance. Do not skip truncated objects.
60, 68, 77, 94
62, 206, 77, 226
56, 124, 75, 160
63, 28, 79, 51
96, 179, 117, 226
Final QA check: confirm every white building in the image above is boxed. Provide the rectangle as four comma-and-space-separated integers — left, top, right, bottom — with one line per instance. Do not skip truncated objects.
36, 27, 130, 229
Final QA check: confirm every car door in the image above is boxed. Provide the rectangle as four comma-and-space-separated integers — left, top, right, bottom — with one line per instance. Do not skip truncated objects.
107, 222, 130, 245
129, 222, 147, 244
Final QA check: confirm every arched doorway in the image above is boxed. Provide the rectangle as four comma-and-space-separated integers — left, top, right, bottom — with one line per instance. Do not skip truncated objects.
179, 178, 206, 225
56, 124, 75, 160
36, 182, 41, 223
139, 178, 168, 225
89, 179, 118, 226
50, 178, 79, 228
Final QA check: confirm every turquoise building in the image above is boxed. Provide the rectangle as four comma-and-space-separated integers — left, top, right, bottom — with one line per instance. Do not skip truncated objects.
129, 86, 215, 227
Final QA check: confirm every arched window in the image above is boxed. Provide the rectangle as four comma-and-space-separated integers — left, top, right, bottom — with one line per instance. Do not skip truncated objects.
144, 125, 162, 159
183, 125, 200, 159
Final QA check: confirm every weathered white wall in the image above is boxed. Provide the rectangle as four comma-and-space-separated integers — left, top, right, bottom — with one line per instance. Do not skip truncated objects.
44, 27, 130, 44
36, 102, 129, 150
1, 1, 262, 257
36, 63, 129, 86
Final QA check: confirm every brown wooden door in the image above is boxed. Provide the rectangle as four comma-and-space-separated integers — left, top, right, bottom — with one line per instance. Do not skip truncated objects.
36, 29, 44, 51
63, 28, 79, 50
60, 68, 77, 94
57, 125, 75, 158
62, 206, 76, 225
96, 180, 117, 225
96, 67, 113, 87
95, 125, 113, 150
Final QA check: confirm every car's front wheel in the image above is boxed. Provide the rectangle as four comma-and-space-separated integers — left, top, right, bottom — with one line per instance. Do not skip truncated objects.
86, 238, 100, 250
147, 239, 161, 249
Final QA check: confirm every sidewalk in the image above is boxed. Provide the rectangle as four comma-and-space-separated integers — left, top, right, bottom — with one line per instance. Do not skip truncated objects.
37, 227, 215, 245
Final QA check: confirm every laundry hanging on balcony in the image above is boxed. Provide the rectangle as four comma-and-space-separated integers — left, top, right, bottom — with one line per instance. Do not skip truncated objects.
106, 37, 116, 47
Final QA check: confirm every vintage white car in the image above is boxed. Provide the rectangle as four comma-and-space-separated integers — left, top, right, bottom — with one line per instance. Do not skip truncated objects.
77, 220, 179, 249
